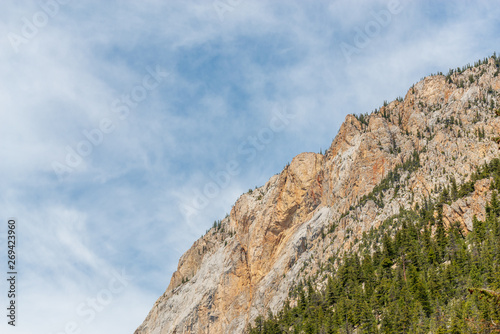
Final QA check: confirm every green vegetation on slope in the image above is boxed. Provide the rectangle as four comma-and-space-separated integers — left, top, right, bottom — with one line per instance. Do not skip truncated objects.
248, 159, 500, 333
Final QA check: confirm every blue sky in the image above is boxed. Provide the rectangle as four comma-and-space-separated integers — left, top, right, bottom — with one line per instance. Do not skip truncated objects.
0, 0, 499, 333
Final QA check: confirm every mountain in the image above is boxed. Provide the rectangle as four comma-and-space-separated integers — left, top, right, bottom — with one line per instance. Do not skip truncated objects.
135, 56, 500, 333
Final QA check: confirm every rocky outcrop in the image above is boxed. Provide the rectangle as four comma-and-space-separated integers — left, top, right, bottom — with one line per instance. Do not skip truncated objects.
135, 58, 500, 334
442, 178, 491, 231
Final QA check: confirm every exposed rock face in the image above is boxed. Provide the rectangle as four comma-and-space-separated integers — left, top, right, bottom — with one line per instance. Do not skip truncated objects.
442, 179, 491, 231
135, 59, 500, 334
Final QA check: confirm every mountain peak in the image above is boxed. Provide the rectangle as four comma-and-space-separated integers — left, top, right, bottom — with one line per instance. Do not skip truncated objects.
135, 56, 500, 334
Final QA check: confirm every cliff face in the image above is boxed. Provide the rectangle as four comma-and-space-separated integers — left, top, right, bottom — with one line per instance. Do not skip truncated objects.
135, 58, 500, 334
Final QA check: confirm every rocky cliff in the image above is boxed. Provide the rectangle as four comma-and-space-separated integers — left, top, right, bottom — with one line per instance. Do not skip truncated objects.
135, 57, 500, 334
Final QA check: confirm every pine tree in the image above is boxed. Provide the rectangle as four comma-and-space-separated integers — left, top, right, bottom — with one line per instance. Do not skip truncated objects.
451, 177, 458, 200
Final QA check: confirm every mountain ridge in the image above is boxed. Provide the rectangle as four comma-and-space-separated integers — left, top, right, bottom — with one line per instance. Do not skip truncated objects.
135, 55, 500, 334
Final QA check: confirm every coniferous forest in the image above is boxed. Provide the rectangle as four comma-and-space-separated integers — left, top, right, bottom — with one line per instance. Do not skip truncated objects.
248, 159, 500, 333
